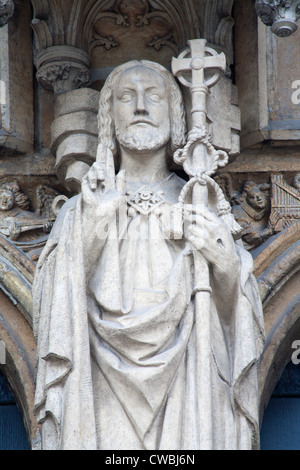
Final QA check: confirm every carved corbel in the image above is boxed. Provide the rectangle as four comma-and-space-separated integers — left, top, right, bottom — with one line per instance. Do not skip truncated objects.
0, 0, 14, 27
255, 0, 300, 37
31, 0, 91, 94
35, 46, 90, 95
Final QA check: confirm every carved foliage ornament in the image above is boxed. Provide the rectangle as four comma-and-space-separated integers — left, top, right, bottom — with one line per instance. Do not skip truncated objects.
36, 60, 90, 94
89, 0, 178, 54
31, 0, 91, 93
255, 0, 300, 36
0, 0, 14, 27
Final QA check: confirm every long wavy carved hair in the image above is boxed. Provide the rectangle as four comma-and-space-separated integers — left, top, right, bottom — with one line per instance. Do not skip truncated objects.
97, 60, 187, 169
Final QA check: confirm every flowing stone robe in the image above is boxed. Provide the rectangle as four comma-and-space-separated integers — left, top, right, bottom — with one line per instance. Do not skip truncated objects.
33, 172, 265, 450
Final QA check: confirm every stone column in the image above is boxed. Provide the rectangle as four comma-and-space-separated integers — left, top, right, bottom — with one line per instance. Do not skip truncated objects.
35, 46, 96, 193
31, 0, 98, 193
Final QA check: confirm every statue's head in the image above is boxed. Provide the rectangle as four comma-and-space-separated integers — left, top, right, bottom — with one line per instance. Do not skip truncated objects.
97, 60, 186, 165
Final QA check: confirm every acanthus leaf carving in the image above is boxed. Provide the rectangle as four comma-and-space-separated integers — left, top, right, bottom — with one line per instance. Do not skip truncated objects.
31, 0, 91, 93
35, 45, 90, 94
255, 0, 300, 36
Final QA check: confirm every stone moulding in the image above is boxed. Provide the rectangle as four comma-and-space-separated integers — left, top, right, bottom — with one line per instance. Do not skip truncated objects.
0, 234, 34, 321
254, 222, 300, 423
0, 234, 38, 448
255, 0, 300, 36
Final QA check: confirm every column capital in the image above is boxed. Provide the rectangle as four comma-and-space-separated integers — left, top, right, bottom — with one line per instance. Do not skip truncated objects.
255, 0, 300, 37
35, 46, 90, 94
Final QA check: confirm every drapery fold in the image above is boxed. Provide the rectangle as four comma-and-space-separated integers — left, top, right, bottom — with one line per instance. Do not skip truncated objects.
33, 176, 264, 450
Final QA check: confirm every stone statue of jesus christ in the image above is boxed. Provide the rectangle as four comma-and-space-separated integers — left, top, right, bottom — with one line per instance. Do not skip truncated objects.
33, 60, 265, 450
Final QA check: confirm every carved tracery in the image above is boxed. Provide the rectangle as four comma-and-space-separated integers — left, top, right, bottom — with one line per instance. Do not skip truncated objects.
31, 0, 236, 92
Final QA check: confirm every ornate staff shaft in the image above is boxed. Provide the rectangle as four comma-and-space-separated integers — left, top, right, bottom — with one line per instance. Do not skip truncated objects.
172, 39, 226, 449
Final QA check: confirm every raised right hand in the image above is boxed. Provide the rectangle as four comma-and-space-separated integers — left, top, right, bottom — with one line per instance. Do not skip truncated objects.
82, 144, 126, 214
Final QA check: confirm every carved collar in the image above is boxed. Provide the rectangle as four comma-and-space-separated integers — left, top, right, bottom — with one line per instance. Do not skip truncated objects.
240, 200, 266, 221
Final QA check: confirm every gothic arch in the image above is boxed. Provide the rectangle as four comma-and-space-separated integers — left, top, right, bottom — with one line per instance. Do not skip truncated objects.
0, 236, 38, 448
254, 221, 300, 424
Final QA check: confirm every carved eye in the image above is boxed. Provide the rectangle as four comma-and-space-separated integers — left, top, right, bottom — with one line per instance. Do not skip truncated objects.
120, 92, 134, 103
149, 93, 162, 103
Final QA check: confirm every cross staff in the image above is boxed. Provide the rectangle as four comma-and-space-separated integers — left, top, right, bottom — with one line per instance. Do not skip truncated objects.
172, 39, 227, 449
172, 39, 226, 129
172, 39, 226, 178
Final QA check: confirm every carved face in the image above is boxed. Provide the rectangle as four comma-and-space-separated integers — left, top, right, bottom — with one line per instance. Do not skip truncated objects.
113, 65, 171, 152
0, 190, 14, 211
246, 187, 266, 210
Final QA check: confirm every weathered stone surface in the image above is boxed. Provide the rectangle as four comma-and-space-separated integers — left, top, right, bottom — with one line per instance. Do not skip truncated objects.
0, 0, 300, 452
33, 55, 264, 451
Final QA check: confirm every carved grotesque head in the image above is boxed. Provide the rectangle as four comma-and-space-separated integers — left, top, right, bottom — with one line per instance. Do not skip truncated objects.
0, 189, 14, 211
97, 60, 186, 163
241, 181, 268, 211
0, 181, 29, 211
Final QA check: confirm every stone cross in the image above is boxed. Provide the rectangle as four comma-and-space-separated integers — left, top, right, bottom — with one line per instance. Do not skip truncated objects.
172, 39, 226, 129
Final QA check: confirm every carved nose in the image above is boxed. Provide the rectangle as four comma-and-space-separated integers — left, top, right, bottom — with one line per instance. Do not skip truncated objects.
135, 93, 149, 115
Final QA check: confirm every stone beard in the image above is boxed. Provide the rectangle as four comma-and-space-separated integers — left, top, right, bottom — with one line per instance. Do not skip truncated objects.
33, 60, 264, 450
115, 122, 171, 153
